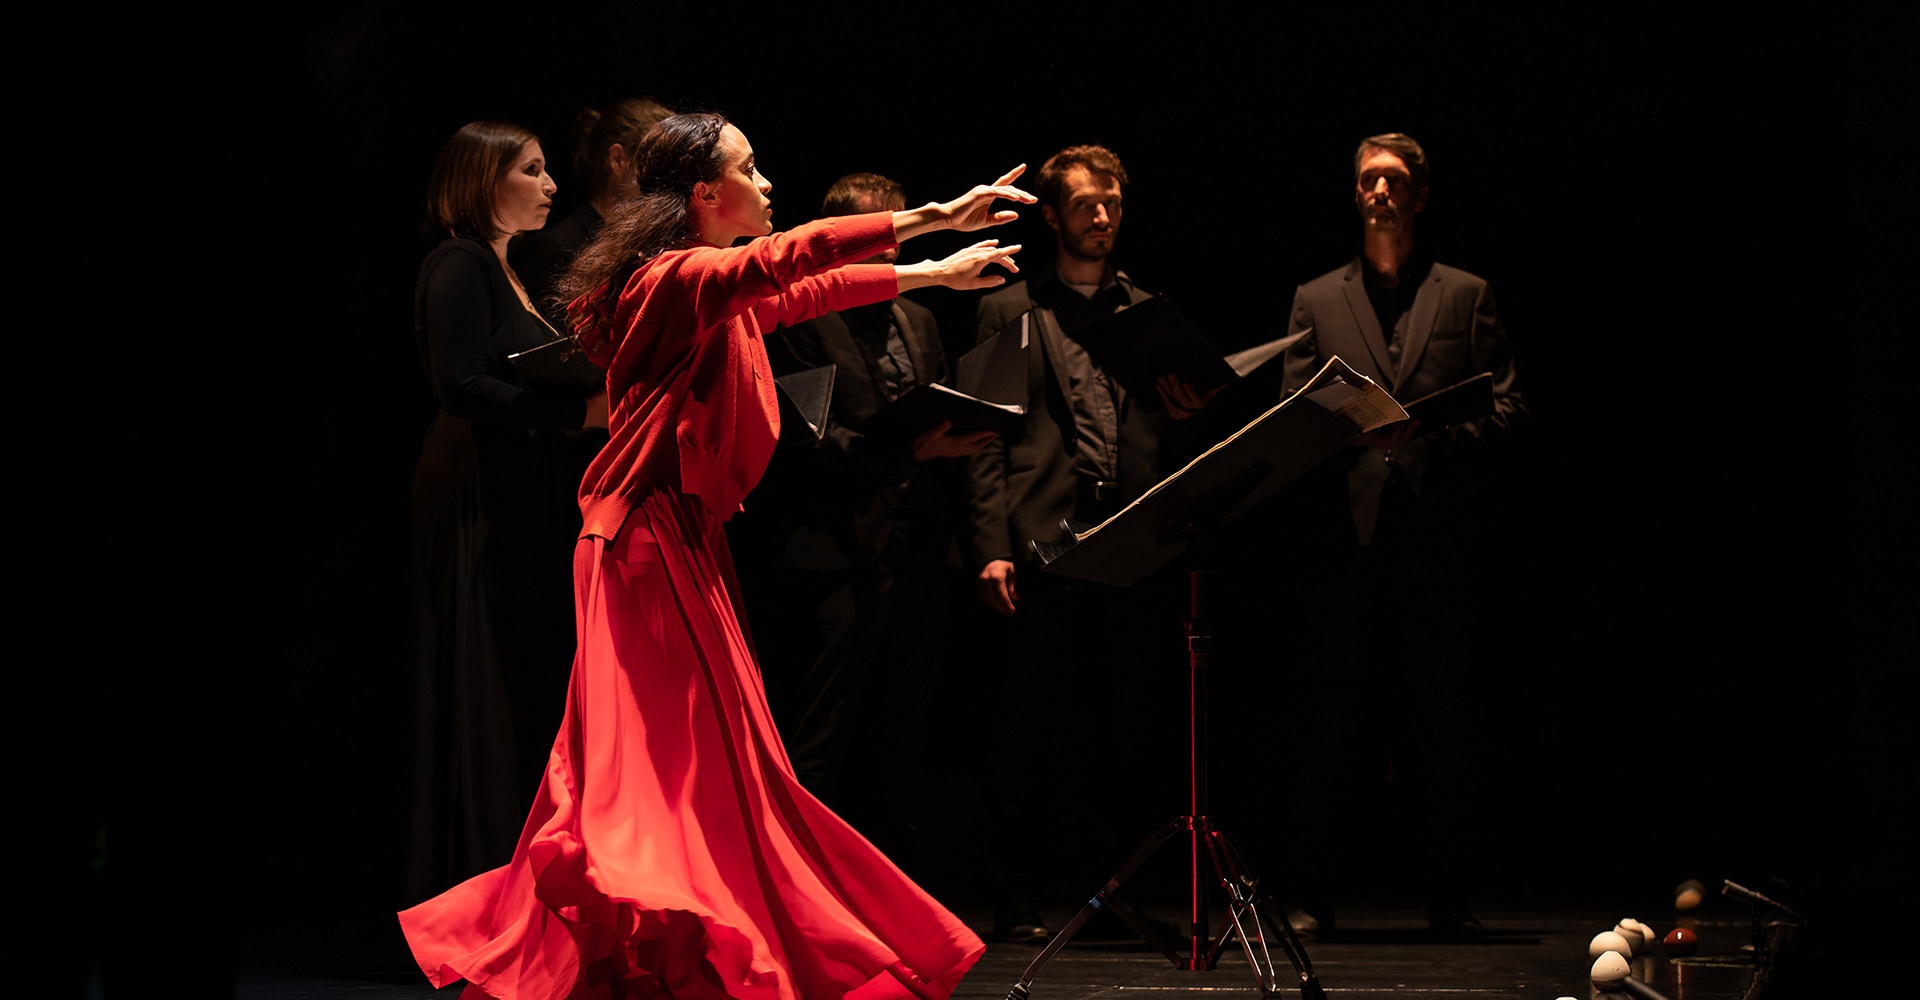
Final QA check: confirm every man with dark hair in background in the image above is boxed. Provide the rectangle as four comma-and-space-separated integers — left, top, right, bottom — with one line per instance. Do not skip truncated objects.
963, 144, 1222, 944
731, 171, 997, 866
1268, 131, 1528, 940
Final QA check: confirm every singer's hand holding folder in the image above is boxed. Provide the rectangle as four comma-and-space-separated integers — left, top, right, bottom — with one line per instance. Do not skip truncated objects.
851, 382, 1024, 446
507, 337, 605, 395
1075, 295, 1303, 412
1390, 372, 1495, 432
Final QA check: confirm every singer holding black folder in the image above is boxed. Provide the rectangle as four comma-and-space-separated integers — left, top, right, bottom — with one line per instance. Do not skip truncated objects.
961, 143, 1225, 945
405, 120, 611, 903
1249, 132, 1529, 942
399, 112, 1031, 1000
739, 171, 998, 854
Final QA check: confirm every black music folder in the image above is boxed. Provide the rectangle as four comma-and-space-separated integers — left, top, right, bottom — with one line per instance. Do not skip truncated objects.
1031, 355, 1408, 588
1395, 372, 1496, 431
954, 321, 1030, 407
852, 382, 1024, 446
507, 337, 605, 395
1075, 295, 1300, 412
775, 365, 836, 447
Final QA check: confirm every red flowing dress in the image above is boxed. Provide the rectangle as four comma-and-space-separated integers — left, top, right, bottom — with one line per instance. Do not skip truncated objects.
399, 213, 985, 999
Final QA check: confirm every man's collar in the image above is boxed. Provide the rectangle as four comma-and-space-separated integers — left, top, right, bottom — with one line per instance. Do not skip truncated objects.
1034, 265, 1134, 300
1357, 250, 1433, 289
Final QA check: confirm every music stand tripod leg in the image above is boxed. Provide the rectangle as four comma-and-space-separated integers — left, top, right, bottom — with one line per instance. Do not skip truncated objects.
1009, 445, 1336, 998
1005, 818, 1186, 1000
1184, 515, 1324, 999
1201, 821, 1326, 1000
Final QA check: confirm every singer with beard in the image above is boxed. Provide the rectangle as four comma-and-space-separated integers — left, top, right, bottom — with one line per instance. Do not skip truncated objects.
961, 144, 1220, 944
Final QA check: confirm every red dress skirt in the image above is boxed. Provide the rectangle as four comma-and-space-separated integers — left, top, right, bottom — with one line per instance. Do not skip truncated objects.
399, 490, 985, 999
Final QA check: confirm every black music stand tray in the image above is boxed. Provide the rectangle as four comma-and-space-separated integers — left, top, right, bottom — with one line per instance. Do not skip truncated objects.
1005, 357, 1407, 1000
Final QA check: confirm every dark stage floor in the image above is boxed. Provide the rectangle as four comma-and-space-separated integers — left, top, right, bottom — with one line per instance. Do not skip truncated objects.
213, 894, 1813, 1000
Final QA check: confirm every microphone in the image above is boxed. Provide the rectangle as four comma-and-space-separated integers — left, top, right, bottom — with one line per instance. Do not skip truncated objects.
1591, 951, 1673, 1000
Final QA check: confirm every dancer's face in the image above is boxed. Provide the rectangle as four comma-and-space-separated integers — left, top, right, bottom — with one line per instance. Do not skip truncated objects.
703, 125, 773, 243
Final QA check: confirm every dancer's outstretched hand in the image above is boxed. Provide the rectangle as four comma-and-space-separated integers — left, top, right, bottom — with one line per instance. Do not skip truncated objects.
941, 164, 1036, 232
896, 239, 1023, 292
892, 165, 1036, 242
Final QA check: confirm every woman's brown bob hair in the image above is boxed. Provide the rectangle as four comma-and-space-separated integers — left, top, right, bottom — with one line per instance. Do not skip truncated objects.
426, 120, 541, 242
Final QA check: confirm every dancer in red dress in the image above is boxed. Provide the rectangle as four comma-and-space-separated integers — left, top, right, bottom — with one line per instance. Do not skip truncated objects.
399, 111, 1033, 1000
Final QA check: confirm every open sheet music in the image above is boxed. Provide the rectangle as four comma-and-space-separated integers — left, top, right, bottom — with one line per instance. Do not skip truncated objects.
1032, 356, 1404, 587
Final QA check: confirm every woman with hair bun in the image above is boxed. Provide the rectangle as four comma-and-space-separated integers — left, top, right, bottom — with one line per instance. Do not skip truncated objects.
513, 96, 675, 329
400, 110, 1033, 1000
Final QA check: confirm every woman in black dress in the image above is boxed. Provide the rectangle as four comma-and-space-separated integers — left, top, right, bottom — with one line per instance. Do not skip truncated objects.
405, 120, 608, 901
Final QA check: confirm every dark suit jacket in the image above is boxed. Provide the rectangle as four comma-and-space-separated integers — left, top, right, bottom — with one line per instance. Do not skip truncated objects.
964, 272, 1169, 569
787, 298, 948, 446
763, 296, 956, 567
1281, 256, 1526, 545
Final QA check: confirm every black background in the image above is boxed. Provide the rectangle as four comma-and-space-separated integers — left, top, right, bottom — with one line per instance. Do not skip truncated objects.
92, 2, 1909, 984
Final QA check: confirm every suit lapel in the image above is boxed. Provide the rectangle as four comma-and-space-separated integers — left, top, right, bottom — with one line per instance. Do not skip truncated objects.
814, 309, 884, 422
1339, 258, 1395, 384
894, 301, 941, 386
1396, 265, 1443, 388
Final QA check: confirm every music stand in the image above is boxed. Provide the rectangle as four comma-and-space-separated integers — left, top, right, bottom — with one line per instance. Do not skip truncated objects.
1006, 357, 1407, 1000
